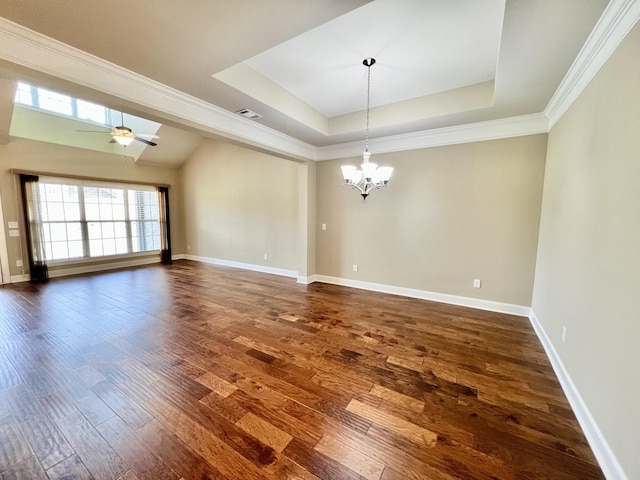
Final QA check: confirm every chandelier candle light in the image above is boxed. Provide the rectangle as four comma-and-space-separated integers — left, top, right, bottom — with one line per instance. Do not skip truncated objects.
341, 58, 393, 201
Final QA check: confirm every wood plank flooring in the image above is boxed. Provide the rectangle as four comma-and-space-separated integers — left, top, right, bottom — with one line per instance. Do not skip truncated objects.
0, 260, 604, 479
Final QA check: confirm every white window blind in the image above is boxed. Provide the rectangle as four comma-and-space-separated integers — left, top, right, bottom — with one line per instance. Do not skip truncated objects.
37, 177, 160, 262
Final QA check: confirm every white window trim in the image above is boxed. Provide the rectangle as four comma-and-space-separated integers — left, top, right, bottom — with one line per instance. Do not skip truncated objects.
38, 177, 161, 264
14, 82, 110, 127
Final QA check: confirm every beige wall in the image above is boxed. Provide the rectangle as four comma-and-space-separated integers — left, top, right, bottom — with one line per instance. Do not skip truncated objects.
532, 22, 640, 480
180, 139, 299, 272
2, 22, 635, 476
298, 160, 317, 278
317, 134, 547, 306
0, 137, 183, 278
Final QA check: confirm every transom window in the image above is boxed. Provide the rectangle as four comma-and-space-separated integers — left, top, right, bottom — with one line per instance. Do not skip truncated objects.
15, 82, 108, 125
37, 178, 160, 262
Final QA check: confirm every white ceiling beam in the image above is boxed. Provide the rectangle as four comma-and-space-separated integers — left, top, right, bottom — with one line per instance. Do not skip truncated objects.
0, 2, 638, 161
0, 17, 317, 161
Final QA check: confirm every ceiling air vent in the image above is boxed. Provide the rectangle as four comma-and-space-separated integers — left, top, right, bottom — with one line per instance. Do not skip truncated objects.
235, 108, 262, 120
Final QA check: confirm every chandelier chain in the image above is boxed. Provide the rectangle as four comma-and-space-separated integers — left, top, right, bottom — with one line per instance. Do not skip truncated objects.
340, 57, 393, 201
365, 62, 371, 152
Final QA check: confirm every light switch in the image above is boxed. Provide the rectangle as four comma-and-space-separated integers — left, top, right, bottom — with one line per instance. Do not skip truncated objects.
9, 230, 19, 237
8, 221, 18, 229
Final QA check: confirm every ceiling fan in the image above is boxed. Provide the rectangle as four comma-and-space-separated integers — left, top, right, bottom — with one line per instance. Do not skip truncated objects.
77, 111, 159, 147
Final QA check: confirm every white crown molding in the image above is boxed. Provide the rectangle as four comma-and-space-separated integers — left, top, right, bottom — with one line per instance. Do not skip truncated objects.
545, 0, 640, 128
0, 2, 635, 162
316, 113, 549, 160
0, 18, 316, 161
528, 310, 627, 480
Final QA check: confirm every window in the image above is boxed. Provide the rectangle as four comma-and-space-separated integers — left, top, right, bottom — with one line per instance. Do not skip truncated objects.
38, 178, 160, 262
14, 82, 108, 126
14, 82, 34, 106
37, 87, 73, 116
76, 99, 108, 124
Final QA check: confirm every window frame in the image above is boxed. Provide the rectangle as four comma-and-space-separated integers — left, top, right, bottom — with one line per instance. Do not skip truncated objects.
14, 82, 110, 127
37, 177, 161, 265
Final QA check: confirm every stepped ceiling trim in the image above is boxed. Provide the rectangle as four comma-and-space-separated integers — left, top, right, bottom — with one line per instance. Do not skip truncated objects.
0, 0, 637, 162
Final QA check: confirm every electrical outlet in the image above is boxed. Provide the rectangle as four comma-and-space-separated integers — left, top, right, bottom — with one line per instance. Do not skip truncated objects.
562, 326, 567, 343
264, 253, 268, 260
187, 244, 190, 250
353, 264, 358, 272
473, 278, 481, 288
9, 230, 19, 237
16, 259, 23, 267
321, 223, 327, 231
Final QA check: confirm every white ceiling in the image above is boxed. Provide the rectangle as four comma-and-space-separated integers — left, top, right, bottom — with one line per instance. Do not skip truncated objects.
0, 0, 614, 166
236, 0, 504, 117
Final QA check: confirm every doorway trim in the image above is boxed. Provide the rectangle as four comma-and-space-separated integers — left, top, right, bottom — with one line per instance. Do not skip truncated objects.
0, 196, 12, 284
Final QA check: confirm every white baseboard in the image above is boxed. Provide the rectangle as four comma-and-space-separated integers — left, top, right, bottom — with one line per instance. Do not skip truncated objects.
181, 254, 298, 279
528, 310, 626, 480
9, 273, 30, 283
7, 257, 160, 283
6, 253, 621, 478
174, 259, 528, 316
311, 274, 530, 317
48, 256, 160, 279
296, 275, 316, 284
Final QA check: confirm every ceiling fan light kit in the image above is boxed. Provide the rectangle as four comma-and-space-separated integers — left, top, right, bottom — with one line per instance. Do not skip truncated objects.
111, 126, 136, 146
78, 111, 158, 147
114, 136, 134, 146
341, 58, 393, 202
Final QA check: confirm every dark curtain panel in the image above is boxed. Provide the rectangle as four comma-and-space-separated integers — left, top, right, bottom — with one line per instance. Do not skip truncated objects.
158, 186, 172, 264
19, 174, 49, 282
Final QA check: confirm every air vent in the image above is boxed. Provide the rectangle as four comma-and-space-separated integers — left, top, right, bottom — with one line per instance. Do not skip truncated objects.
235, 108, 262, 120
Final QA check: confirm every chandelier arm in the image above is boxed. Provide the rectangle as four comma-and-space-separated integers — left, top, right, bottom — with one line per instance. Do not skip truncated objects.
341, 57, 393, 202
344, 178, 390, 195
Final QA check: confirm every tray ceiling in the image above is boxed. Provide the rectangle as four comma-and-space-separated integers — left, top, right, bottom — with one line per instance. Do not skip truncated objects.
0, 0, 615, 164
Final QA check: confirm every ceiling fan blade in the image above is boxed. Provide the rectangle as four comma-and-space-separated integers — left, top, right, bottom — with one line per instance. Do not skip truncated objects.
76, 129, 111, 133
109, 139, 117, 143
135, 134, 159, 139
134, 136, 157, 146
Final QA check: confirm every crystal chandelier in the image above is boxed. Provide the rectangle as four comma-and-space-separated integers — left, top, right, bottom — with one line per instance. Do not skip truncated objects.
341, 58, 393, 201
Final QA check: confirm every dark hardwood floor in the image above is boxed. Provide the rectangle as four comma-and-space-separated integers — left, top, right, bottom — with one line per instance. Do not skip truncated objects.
0, 260, 603, 479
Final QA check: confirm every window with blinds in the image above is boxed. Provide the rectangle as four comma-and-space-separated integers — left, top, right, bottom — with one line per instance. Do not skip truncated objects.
37, 178, 160, 262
